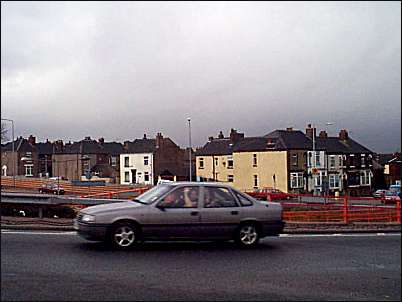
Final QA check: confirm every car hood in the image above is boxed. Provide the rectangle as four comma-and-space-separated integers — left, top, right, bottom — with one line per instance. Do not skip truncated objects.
81, 201, 144, 215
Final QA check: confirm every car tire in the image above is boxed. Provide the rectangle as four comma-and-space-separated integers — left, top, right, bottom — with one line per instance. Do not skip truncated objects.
235, 223, 260, 248
109, 222, 140, 250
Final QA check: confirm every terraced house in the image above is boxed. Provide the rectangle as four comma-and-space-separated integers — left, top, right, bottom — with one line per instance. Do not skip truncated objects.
196, 126, 375, 196
120, 133, 188, 185
196, 128, 310, 194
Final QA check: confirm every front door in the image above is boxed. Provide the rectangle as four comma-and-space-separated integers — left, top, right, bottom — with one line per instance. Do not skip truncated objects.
131, 169, 136, 184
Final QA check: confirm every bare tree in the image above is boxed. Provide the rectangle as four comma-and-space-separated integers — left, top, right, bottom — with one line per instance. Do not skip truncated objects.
1, 122, 8, 142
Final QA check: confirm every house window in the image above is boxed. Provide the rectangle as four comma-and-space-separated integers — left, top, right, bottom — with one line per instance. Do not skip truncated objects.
307, 152, 312, 167
144, 156, 149, 166
349, 154, 355, 167
329, 174, 340, 188
315, 152, 321, 167
110, 156, 117, 167
292, 154, 298, 166
253, 154, 257, 167
25, 152, 32, 159
214, 158, 219, 167
199, 158, 204, 169
227, 175, 234, 182
360, 170, 370, 186
361, 155, 365, 167
144, 172, 149, 182
25, 165, 33, 177
124, 172, 130, 182
253, 175, 258, 188
330, 156, 336, 168
227, 156, 233, 169
290, 172, 304, 188
124, 156, 129, 167
339, 155, 343, 167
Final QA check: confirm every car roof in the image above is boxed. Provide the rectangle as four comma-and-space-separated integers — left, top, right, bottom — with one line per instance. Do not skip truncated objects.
165, 181, 235, 189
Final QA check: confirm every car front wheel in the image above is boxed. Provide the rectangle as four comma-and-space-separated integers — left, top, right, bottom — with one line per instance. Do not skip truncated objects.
235, 223, 260, 248
109, 222, 140, 250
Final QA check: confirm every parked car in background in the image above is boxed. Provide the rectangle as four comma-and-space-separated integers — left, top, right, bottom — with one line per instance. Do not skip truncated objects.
75, 182, 284, 249
246, 187, 294, 201
373, 189, 387, 199
382, 190, 401, 204
38, 183, 65, 195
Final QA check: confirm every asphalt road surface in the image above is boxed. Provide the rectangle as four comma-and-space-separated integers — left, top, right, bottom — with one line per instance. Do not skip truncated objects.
1, 231, 400, 301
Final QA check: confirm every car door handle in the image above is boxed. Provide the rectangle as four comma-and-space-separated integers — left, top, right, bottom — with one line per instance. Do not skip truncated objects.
231, 211, 239, 215
190, 211, 199, 216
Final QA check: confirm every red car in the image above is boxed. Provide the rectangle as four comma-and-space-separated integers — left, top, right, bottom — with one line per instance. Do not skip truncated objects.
38, 183, 65, 195
246, 187, 293, 201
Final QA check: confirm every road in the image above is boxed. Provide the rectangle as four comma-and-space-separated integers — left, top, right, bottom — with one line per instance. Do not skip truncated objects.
1, 232, 400, 301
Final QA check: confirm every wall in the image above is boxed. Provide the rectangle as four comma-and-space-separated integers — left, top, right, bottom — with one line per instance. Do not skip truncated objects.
196, 154, 233, 183
120, 153, 154, 185
233, 151, 288, 192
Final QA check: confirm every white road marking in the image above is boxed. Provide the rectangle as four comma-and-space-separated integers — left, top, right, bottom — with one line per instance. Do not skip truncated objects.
1, 230, 400, 237
279, 233, 400, 238
1, 230, 77, 235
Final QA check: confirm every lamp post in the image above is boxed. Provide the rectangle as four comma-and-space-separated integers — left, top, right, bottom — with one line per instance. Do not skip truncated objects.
187, 117, 192, 182
311, 122, 334, 196
1, 118, 15, 187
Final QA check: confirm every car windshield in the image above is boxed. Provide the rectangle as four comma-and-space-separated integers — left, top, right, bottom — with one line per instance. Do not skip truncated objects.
135, 184, 173, 204
385, 191, 397, 196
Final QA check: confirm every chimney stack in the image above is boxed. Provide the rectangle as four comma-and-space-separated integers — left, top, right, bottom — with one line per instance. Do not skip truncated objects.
218, 131, 224, 139
305, 124, 316, 140
156, 132, 163, 148
98, 137, 104, 144
229, 128, 245, 143
339, 129, 349, 140
28, 135, 36, 145
208, 136, 214, 142
319, 131, 328, 138
143, 134, 147, 140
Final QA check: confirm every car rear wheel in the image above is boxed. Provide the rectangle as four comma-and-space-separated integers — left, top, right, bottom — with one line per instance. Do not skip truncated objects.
235, 223, 260, 248
109, 222, 140, 250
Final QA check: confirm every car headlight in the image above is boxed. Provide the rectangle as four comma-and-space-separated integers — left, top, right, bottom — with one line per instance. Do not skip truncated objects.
82, 214, 96, 223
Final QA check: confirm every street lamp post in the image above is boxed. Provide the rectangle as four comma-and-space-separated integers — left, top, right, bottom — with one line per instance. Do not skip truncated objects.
311, 122, 334, 196
187, 117, 192, 182
1, 118, 15, 188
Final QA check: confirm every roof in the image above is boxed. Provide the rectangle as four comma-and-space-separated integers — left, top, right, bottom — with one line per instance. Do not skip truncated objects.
316, 137, 373, 154
36, 142, 54, 155
58, 139, 106, 154
264, 130, 312, 150
1, 138, 37, 153
102, 142, 124, 156
195, 139, 234, 156
124, 138, 156, 154
233, 137, 285, 152
377, 153, 401, 165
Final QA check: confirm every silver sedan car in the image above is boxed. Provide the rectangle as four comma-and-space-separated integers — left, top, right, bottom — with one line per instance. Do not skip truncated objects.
74, 182, 284, 249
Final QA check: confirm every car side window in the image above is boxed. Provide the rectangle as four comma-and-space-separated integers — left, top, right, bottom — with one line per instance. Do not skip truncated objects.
203, 187, 238, 208
234, 192, 254, 206
158, 186, 199, 208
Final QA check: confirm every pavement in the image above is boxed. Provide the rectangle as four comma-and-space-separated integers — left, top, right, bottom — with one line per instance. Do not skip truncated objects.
1, 216, 400, 233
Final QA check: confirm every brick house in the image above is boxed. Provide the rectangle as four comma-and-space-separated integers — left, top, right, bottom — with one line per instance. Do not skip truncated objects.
1, 135, 39, 177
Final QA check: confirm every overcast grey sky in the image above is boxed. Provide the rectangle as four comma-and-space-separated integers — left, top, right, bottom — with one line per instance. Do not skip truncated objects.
1, 1, 401, 153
